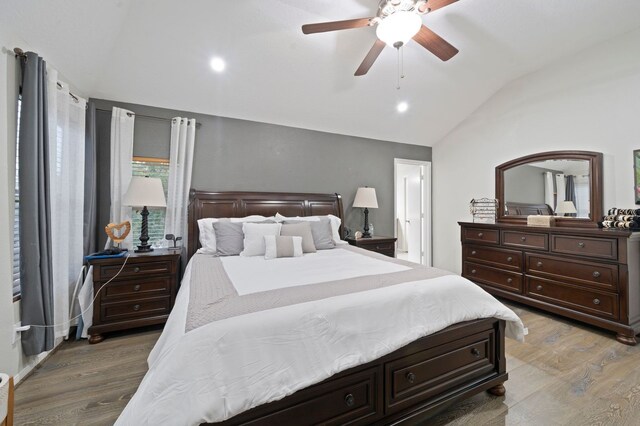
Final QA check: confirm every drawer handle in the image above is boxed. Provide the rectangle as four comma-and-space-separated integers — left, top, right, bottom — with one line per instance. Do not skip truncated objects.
536, 285, 543, 291
134, 267, 141, 273
506, 256, 513, 262
478, 232, 484, 238
536, 261, 543, 268
471, 250, 477, 255
406, 372, 416, 384
133, 304, 141, 311
471, 348, 481, 358
521, 236, 527, 242
133, 284, 141, 291
593, 271, 601, 278
376, 246, 381, 250
593, 298, 601, 305
578, 242, 585, 248
344, 393, 355, 407
471, 269, 477, 274
507, 278, 513, 284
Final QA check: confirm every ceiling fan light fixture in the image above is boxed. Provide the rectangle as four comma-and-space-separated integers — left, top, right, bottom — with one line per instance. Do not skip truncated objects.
375, 11, 422, 47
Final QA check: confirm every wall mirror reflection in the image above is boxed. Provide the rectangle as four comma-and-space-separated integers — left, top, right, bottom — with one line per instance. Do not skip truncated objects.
504, 159, 591, 218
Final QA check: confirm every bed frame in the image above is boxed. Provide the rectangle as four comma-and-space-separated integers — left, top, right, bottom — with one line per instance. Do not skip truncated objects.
187, 190, 508, 425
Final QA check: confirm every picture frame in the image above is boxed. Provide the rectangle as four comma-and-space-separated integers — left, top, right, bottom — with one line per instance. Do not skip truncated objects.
635, 149, 640, 204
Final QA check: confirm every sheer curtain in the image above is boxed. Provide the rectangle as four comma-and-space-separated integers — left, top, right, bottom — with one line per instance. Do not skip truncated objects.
164, 117, 196, 247
543, 172, 555, 211
46, 67, 86, 339
108, 107, 135, 249
574, 175, 590, 218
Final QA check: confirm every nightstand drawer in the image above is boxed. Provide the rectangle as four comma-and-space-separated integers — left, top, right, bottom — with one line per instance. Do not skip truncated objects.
102, 277, 172, 301
101, 296, 172, 322
363, 241, 394, 251
98, 260, 172, 280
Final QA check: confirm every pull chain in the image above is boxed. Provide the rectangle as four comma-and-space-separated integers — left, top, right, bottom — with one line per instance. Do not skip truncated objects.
395, 44, 406, 90
396, 47, 400, 90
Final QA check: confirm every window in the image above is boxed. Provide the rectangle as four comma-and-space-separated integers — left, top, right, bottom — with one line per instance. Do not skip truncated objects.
131, 157, 170, 248
13, 97, 21, 299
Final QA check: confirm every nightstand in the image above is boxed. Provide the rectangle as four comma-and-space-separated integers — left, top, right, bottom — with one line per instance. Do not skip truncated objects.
87, 249, 180, 344
346, 236, 397, 257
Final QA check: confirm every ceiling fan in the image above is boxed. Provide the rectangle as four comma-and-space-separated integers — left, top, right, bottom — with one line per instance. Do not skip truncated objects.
301, 0, 459, 76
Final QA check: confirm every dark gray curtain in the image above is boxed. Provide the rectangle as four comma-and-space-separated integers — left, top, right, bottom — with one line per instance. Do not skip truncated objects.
19, 52, 54, 355
83, 100, 98, 256
565, 175, 577, 217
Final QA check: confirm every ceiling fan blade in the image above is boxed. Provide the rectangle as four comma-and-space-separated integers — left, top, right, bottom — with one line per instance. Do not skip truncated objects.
419, 0, 458, 13
412, 25, 458, 61
302, 18, 373, 35
355, 39, 386, 76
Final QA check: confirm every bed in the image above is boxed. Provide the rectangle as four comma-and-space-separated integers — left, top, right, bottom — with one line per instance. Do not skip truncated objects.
116, 191, 524, 426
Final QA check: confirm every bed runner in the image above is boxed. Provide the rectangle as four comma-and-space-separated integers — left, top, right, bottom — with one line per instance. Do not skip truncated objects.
186, 246, 451, 332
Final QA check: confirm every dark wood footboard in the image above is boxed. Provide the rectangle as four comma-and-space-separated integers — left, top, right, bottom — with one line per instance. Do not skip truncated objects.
206, 318, 508, 426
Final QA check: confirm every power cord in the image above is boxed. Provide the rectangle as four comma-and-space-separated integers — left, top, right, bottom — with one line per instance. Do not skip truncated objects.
22, 253, 131, 330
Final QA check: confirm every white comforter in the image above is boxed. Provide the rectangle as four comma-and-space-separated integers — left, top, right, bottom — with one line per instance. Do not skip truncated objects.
116, 256, 525, 426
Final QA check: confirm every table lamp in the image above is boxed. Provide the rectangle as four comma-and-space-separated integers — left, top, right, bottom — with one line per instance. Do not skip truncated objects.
556, 200, 577, 217
123, 176, 167, 252
353, 187, 378, 238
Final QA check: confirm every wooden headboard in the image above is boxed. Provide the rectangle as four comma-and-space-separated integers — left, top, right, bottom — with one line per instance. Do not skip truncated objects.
505, 201, 554, 216
187, 190, 344, 259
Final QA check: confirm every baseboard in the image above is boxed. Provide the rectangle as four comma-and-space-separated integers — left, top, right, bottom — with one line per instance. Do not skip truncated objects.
14, 337, 64, 385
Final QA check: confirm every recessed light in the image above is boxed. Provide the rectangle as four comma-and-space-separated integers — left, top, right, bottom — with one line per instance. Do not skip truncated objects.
397, 102, 409, 113
209, 57, 226, 73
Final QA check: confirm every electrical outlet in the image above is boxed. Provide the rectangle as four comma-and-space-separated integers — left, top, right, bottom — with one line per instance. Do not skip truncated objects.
12, 321, 21, 345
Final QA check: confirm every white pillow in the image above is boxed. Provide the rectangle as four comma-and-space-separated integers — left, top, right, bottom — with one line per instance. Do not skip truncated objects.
240, 222, 282, 257
197, 215, 270, 254
264, 235, 303, 260
275, 213, 343, 244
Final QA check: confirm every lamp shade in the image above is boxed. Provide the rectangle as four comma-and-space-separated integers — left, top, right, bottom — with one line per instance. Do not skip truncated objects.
122, 176, 167, 208
353, 187, 378, 209
376, 11, 422, 47
555, 200, 577, 215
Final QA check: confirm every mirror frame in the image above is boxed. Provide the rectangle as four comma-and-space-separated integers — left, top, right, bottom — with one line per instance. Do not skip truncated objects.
496, 150, 603, 228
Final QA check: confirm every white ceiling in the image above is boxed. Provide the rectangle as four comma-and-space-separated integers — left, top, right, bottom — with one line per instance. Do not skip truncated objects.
3, 0, 640, 146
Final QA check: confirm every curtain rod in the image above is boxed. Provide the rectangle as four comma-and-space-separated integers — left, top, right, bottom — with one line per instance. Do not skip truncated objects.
95, 108, 202, 128
14, 47, 83, 105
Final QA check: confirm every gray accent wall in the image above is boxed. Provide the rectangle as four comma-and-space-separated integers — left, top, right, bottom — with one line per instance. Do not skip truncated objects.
93, 99, 431, 247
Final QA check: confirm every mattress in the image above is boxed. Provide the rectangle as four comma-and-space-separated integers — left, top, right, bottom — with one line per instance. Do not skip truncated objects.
116, 246, 524, 425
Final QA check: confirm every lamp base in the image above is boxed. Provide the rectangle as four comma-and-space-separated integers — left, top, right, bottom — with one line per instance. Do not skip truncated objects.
134, 244, 154, 253
362, 207, 372, 238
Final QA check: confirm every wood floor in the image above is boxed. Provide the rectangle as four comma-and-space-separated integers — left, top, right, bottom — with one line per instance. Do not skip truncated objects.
14, 302, 640, 425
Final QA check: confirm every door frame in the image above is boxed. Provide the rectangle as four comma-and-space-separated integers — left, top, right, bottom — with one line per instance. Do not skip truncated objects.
394, 158, 432, 266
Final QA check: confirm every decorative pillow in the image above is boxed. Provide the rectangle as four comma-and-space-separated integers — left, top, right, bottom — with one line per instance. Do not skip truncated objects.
264, 235, 303, 260
285, 218, 335, 250
197, 215, 270, 254
280, 222, 316, 253
240, 222, 282, 257
212, 220, 244, 256
275, 213, 343, 244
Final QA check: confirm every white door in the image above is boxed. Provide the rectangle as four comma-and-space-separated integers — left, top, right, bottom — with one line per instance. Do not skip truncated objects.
395, 159, 431, 266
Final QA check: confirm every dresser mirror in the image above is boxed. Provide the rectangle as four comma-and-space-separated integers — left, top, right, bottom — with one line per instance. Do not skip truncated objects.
496, 151, 603, 227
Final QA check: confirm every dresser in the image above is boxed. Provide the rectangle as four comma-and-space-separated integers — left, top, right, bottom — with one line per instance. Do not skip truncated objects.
87, 249, 181, 344
346, 236, 397, 257
459, 222, 640, 345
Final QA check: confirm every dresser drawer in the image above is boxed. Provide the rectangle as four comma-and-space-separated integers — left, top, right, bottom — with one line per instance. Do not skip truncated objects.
101, 296, 172, 323
385, 329, 495, 413
464, 245, 522, 272
526, 277, 618, 320
551, 235, 617, 260
502, 231, 548, 251
526, 254, 618, 291
462, 228, 499, 245
102, 277, 172, 301
464, 262, 523, 293
98, 260, 172, 281
244, 367, 380, 426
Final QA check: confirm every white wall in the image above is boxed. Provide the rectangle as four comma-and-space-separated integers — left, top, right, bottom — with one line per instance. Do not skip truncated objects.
433, 28, 640, 274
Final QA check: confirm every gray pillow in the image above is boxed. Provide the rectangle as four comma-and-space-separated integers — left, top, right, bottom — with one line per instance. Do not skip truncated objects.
212, 220, 244, 256
280, 222, 316, 253
285, 218, 335, 250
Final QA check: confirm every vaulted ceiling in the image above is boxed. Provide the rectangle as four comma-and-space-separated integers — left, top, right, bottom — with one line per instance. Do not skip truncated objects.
3, 0, 640, 146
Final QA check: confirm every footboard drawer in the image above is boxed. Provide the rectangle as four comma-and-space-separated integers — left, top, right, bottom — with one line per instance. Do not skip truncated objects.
385, 328, 497, 413
238, 367, 381, 426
